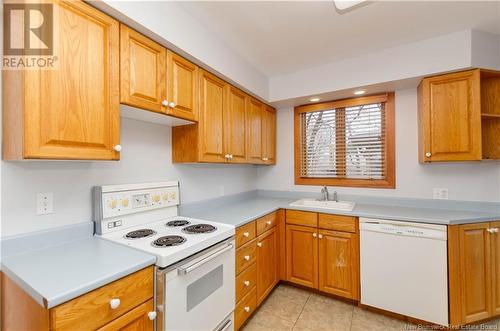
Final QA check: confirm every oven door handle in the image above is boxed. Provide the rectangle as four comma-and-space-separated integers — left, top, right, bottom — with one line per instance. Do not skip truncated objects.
177, 242, 234, 275
215, 318, 233, 331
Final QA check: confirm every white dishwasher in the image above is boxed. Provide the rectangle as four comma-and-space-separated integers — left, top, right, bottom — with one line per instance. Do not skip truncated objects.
360, 218, 448, 326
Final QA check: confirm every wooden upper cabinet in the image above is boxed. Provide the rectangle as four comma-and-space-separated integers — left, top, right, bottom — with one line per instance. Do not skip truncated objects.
286, 224, 318, 289
262, 105, 276, 164
457, 223, 492, 323
3, 0, 120, 160
246, 97, 263, 164
418, 69, 482, 162
198, 69, 227, 162
256, 227, 278, 305
318, 230, 359, 300
224, 86, 247, 163
166, 50, 199, 121
120, 24, 166, 114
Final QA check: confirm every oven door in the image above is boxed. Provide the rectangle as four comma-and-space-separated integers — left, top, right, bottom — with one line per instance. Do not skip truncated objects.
159, 239, 235, 331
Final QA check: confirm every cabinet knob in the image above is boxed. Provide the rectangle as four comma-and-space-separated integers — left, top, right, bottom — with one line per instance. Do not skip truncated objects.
425, 152, 432, 157
244, 306, 251, 313
312, 233, 317, 238
243, 232, 249, 237
244, 280, 250, 287
169, 102, 176, 108
318, 234, 323, 239
113, 145, 122, 152
266, 221, 272, 225
225, 154, 230, 160
488, 228, 499, 233
161, 100, 169, 107
262, 157, 269, 161
229, 154, 233, 160
147, 311, 157, 320
109, 298, 121, 309
257, 242, 262, 247
244, 255, 250, 261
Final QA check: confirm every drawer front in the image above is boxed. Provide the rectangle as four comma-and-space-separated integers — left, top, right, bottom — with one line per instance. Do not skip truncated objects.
235, 287, 257, 331
50, 267, 154, 331
236, 239, 257, 275
286, 210, 318, 227
236, 221, 256, 247
256, 212, 277, 236
319, 214, 357, 233
236, 262, 257, 303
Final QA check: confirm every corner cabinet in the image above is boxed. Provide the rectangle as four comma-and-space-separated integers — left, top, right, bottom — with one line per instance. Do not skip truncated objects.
418, 69, 500, 162
3, 0, 121, 160
448, 222, 500, 325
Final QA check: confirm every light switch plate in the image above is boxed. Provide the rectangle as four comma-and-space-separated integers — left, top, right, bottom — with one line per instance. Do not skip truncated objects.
433, 188, 449, 200
36, 193, 54, 215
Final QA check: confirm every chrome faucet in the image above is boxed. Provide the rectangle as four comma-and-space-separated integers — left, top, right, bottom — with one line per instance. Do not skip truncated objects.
320, 186, 329, 201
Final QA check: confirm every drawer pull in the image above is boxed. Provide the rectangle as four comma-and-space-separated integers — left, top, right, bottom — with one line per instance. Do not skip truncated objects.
244, 306, 251, 313
244, 280, 250, 287
109, 298, 121, 309
266, 221, 272, 225
148, 311, 157, 320
312, 233, 317, 238
244, 255, 250, 261
243, 232, 250, 237
257, 242, 262, 247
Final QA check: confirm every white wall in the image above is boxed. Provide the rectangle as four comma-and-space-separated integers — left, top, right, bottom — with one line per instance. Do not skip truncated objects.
1, 118, 257, 237
257, 89, 500, 202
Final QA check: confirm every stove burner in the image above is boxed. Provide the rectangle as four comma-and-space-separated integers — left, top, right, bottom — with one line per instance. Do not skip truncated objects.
151, 235, 186, 247
182, 224, 217, 234
124, 229, 157, 239
166, 220, 191, 227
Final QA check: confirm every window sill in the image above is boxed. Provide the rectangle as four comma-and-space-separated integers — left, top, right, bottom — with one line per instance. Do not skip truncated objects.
294, 176, 395, 189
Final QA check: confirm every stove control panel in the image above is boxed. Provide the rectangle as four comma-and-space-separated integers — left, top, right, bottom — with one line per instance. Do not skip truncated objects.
99, 182, 180, 219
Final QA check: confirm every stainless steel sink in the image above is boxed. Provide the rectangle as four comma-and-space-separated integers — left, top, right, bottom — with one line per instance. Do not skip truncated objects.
289, 198, 356, 211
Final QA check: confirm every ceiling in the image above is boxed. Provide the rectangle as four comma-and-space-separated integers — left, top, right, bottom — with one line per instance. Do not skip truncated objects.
180, 1, 500, 77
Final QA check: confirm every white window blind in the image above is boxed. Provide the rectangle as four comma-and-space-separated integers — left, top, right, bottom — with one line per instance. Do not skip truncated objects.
300, 103, 386, 180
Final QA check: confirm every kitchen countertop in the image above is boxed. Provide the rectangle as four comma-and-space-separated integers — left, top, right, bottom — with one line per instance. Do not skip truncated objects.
1, 237, 156, 308
183, 196, 500, 227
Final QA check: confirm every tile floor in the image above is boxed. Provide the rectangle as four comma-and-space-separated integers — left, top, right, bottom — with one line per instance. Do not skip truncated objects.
241, 284, 500, 331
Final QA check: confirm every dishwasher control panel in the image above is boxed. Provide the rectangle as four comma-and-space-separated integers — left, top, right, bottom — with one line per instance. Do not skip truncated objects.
360, 218, 447, 240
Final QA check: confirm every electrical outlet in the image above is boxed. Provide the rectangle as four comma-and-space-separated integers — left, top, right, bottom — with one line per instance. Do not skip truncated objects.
433, 188, 449, 200
36, 193, 53, 215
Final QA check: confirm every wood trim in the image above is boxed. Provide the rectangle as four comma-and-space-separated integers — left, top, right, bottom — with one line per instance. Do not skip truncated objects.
295, 94, 389, 114
285, 210, 318, 227
448, 224, 462, 326
277, 209, 287, 281
294, 92, 396, 188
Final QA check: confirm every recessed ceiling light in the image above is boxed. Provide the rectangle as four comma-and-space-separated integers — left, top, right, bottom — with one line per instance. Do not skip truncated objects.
309, 97, 321, 102
353, 90, 366, 95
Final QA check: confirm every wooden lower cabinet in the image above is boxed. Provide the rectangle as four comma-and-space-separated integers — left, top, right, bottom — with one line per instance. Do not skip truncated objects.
318, 230, 359, 300
1, 267, 155, 331
285, 224, 318, 289
96, 299, 154, 331
256, 227, 279, 304
235, 287, 257, 330
449, 222, 500, 325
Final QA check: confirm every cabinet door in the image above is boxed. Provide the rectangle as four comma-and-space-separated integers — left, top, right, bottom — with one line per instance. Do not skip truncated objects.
286, 224, 318, 289
458, 223, 492, 323
96, 299, 154, 331
120, 24, 166, 114
23, 1, 120, 160
256, 227, 278, 304
198, 70, 226, 162
224, 86, 247, 163
246, 97, 263, 164
491, 221, 500, 316
262, 106, 276, 164
418, 69, 481, 162
318, 230, 359, 300
166, 51, 198, 121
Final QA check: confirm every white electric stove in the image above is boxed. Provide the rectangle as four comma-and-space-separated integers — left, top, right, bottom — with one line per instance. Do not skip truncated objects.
93, 182, 236, 331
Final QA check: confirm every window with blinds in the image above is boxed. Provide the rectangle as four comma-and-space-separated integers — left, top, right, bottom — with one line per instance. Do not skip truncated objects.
294, 93, 395, 188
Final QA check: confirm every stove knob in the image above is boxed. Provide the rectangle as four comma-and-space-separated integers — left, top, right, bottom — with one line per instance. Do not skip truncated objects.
121, 199, 129, 208
109, 298, 121, 309
148, 311, 157, 320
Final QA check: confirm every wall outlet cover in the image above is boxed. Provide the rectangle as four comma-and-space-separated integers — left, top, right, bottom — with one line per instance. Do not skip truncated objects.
433, 188, 449, 200
36, 193, 54, 215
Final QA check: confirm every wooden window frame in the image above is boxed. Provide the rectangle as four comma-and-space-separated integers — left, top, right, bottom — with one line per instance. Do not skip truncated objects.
294, 92, 395, 189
